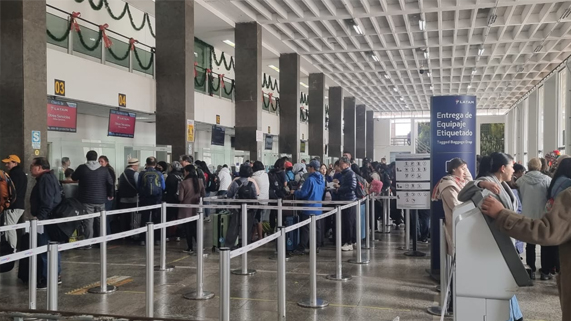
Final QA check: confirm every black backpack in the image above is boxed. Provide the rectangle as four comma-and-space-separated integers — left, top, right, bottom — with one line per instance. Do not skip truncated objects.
235, 180, 256, 199
206, 173, 220, 192
46, 197, 86, 243
268, 170, 285, 199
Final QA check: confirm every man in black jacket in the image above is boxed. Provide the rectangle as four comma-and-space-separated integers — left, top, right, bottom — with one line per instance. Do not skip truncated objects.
71, 150, 114, 246
334, 156, 357, 251
2, 155, 28, 250
29, 157, 62, 288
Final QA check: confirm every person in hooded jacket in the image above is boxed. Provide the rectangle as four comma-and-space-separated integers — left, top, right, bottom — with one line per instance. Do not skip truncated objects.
218, 164, 233, 197
164, 161, 184, 241
516, 158, 552, 280
252, 161, 269, 239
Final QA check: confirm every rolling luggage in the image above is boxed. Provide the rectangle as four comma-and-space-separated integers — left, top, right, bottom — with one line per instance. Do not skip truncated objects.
212, 211, 236, 251
285, 215, 299, 252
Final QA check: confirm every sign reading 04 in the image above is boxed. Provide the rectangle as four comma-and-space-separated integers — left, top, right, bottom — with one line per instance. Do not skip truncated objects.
118, 93, 127, 107
54, 79, 65, 96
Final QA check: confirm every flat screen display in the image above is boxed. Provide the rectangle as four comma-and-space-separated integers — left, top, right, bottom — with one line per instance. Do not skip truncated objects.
300, 140, 306, 153
211, 125, 225, 146
265, 135, 273, 150
47, 100, 77, 133
230, 136, 235, 148
108, 109, 136, 138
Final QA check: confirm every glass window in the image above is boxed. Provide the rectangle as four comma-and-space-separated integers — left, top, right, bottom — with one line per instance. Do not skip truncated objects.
538, 85, 544, 153
559, 69, 567, 147
133, 48, 154, 76
73, 26, 102, 60
46, 13, 69, 49
106, 37, 129, 69
194, 38, 212, 70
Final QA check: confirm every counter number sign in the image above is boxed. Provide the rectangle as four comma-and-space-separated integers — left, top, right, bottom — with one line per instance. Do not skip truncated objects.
119, 93, 127, 107
54, 79, 65, 96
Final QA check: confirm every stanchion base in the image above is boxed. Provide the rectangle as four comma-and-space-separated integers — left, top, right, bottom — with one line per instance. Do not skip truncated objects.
87, 285, 117, 294
427, 306, 450, 317
183, 290, 215, 300
399, 246, 410, 251
362, 245, 372, 250
404, 250, 426, 257
348, 258, 370, 265
232, 269, 256, 276
154, 265, 175, 272
326, 274, 352, 281
297, 298, 329, 308
268, 255, 290, 261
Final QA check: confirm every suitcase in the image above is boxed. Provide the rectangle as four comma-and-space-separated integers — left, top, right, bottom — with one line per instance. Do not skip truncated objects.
212, 211, 236, 251
285, 216, 299, 252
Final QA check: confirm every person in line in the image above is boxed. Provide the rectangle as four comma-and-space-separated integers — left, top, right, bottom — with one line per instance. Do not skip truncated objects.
458, 152, 524, 321
195, 160, 213, 221
178, 165, 205, 254
292, 160, 326, 255
98, 156, 116, 215
293, 162, 307, 183
343, 151, 353, 164
268, 158, 288, 232
137, 157, 165, 246
58, 157, 71, 181
218, 164, 232, 197
540, 158, 551, 176
180, 155, 193, 167
516, 158, 552, 280
117, 158, 140, 234
72, 150, 114, 247
61, 168, 78, 200
252, 161, 269, 240
156, 161, 169, 178
29, 157, 62, 289
512, 164, 526, 183
164, 161, 184, 242
334, 156, 357, 251
225, 164, 260, 248
1, 155, 27, 250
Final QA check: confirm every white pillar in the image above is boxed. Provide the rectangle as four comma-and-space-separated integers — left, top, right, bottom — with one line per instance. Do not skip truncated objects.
516, 104, 524, 162
566, 70, 571, 154
544, 76, 558, 153
528, 92, 539, 159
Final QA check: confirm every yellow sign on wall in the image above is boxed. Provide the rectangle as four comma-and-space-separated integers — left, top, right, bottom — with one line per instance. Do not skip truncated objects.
268, 126, 271, 134
118, 93, 127, 107
54, 79, 65, 96
187, 119, 195, 142
216, 115, 221, 125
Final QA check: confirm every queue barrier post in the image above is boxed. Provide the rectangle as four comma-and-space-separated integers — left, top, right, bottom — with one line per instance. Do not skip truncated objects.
184, 206, 214, 300
383, 197, 391, 233
363, 195, 371, 249
219, 248, 231, 321
404, 209, 411, 250
327, 206, 352, 281
277, 226, 287, 320
29, 220, 38, 310
47, 242, 59, 311
155, 202, 174, 272
89, 210, 117, 294
349, 200, 370, 265
298, 215, 329, 308
232, 203, 256, 276
404, 210, 426, 257
145, 223, 154, 318
427, 219, 450, 316
370, 195, 377, 245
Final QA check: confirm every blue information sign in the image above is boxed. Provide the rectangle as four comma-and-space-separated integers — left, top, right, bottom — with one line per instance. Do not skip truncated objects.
430, 95, 477, 274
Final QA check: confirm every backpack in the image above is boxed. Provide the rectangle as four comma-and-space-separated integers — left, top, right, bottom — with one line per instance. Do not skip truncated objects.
140, 170, 163, 198
46, 197, 86, 243
370, 179, 383, 194
0, 170, 16, 212
173, 173, 184, 196
355, 175, 367, 199
235, 180, 256, 200
268, 170, 286, 199
206, 173, 220, 192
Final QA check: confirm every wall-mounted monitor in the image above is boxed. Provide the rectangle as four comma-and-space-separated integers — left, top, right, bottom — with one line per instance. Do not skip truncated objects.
265, 135, 273, 150
211, 125, 225, 146
108, 109, 136, 138
47, 100, 77, 133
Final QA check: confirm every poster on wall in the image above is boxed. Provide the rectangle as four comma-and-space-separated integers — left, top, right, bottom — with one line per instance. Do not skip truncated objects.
187, 119, 195, 142
300, 140, 306, 153
480, 123, 505, 156
211, 125, 225, 146
108, 109, 136, 138
47, 100, 77, 133
265, 135, 273, 150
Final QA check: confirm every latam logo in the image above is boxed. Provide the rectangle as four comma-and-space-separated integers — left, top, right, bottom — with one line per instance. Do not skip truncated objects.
456, 99, 475, 104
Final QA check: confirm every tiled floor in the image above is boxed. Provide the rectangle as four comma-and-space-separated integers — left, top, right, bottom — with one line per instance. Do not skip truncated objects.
0, 228, 562, 320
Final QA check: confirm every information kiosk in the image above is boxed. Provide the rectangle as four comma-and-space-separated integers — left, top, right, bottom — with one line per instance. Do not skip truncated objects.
453, 191, 531, 321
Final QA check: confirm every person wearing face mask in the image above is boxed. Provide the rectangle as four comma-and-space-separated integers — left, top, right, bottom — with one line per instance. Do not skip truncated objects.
458, 152, 523, 321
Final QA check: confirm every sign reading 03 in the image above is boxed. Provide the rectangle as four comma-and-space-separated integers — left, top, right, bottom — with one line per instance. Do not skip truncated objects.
54, 79, 65, 96
118, 93, 127, 107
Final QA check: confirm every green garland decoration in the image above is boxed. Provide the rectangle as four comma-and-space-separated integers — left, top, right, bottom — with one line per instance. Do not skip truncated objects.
271, 98, 279, 112
262, 74, 280, 93
47, 20, 72, 42
75, 0, 104, 11
76, 29, 103, 51
300, 93, 309, 105
104, 0, 128, 20
209, 74, 221, 94
212, 51, 235, 71
126, 5, 146, 31
108, 45, 131, 61
133, 47, 154, 70
75, 0, 155, 37
300, 107, 309, 122
223, 80, 235, 96
146, 14, 156, 38
195, 70, 207, 87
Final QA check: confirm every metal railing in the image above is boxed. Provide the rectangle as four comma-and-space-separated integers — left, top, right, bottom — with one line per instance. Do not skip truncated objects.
390, 137, 411, 146
0, 194, 404, 320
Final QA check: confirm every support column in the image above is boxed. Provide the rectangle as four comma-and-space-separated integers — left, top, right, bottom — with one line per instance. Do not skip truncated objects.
516, 103, 524, 162
234, 23, 263, 161
366, 111, 375, 159
343, 97, 356, 159
155, 0, 194, 158
328, 87, 343, 158
528, 92, 538, 159
566, 70, 571, 153
279, 53, 301, 163
0, 0, 47, 168
356, 105, 366, 160
308, 73, 326, 160
544, 76, 558, 153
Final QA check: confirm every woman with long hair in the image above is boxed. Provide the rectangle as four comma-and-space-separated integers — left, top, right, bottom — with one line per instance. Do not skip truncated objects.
178, 165, 205, 254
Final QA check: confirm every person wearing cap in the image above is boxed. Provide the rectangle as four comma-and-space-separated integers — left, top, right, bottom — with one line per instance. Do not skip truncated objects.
2, 155, 27, 249
292, 159, 326, 255
117, 158, 140, 233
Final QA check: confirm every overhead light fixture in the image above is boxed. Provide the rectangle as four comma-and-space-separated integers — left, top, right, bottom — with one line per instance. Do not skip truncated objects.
487, 13, 497, 25
561, 7, 571, 20
419, 19, 426, 31
384, 73, 390, 79
300, 82, 309, 88
223, 40, 235, 48
351, 20, 363, 35
372, 54, 379, 62
268, 64, 280, 72
430, 85, 434, 90
534, 44, 543, 53
393, 87, 398, 92
468, 85, 472, 89
427, 72, 431, 77
423, 50, 429, 59
400, 97, 404, 101
478, 47, 485, 56
471, 69, 476, 75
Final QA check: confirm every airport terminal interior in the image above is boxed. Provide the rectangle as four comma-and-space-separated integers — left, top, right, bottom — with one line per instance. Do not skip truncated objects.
1, 0, 571, 320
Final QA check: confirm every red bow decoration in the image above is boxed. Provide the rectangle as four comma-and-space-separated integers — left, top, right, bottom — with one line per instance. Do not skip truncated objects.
219, 74, 225, 88
129, 38, 137, 51
99, 24, 112, 48
194, 62, 198, 78
71, 12, 81, 32
206, 69, 212, 74
268, 93, 274, 102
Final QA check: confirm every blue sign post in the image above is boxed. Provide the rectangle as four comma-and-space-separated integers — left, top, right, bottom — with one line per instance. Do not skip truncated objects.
430, 96, 477, 276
